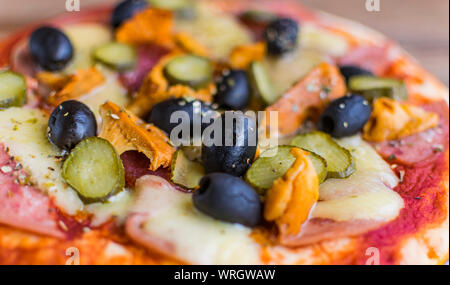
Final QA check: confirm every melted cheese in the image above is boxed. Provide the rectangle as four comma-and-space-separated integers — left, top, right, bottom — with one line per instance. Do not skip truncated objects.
61, 23, 129, 117
312, 135, 404, 221
0, 108, 83, 215
81, 65, 129, 118
300, 23, 349, 57
134, 176, 261, 265
262, 23, 349, 96
0, 108, 133, 223
85, 190, 134, 227
63, 23, 112, 74
175, 2, 251, 59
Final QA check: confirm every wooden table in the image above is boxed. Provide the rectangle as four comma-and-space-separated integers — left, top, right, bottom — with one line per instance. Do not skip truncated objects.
0, 0, 448, 85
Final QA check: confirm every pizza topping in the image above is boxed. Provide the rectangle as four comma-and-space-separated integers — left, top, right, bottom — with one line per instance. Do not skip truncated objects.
48, 100, 97, 150
362, 98, 440, 142
338, 65, 374, 84
264, 148, 319, 236
266, 63, 346, 135
264, 18, 299, 56
93, 42, 137, 71
29, 26, 74, 71
99, 101, 175, 171
111, 0, 148, 29
291, 131, 355, 179
62, 137, 125, 203
116, 8, 175, 48
214, 69, 251, 110
0, 146, 66, 238
170, 149, 205, 189
174, 33, 210, 57
349, 75, 409, 102
164, 54, 213, 89
46, 67, 106, 107
127, 175, 260, 264
193, 173, 262, 227
146, 98, 217, 141
128, 52, 214, 117
249, 61, 277, 105
228, 42, 266, 70
36, 71, 70, 90
202, 112, 258, 177
245, 146, 327, 195
0, 70, 27, 109
318, 94, 372, 138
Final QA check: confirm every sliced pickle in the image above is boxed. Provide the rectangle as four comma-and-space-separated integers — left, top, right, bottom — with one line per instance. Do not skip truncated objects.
93, 42, 137, 71
245, 146, 327, 194
62, 137, 125, 203
0, 70, 27, 109
291, 131, 355, 179
164, 55, 213, 89
249, 61, 277, 105
349, 75, 408, 101
240, 10, 277, 25
171, 149, 205, 189
307, 151, 328, 184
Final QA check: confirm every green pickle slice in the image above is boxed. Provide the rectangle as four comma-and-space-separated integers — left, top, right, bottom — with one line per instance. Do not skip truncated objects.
245, 146, 328, 195
291, 131, 355, 179
62, 137, 125, 203
249, 61, 277, 105
0, 70, 27, 109
164, 55, 213, 89
93, 42, 137, 71
171, 149, 205, 189
349, 75, 408, 101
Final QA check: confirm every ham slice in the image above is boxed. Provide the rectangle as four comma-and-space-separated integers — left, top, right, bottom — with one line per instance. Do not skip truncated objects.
372, 101, 449, 165
339, 43, 399, 75
119, 45, 169, 93
0, 146, 64, 238
120, 150, 186, 192
279, 218, 386, 247
125, 175, 184, 262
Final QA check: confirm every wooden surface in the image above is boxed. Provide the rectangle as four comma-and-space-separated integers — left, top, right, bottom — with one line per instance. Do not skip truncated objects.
0, 0, 448, 85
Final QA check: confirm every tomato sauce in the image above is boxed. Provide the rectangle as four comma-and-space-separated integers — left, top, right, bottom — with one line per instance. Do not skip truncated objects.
356, 101, 449, 264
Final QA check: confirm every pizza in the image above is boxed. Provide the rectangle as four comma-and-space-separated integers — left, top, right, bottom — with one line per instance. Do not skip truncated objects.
0, 0, 448, 265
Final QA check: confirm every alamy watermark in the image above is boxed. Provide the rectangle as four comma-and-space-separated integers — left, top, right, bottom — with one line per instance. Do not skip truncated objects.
66, 0, 80, 12
168, 106, 279, 155
365, 247, 380, 265
65, 247, 80, 265
365, 0, 381, 12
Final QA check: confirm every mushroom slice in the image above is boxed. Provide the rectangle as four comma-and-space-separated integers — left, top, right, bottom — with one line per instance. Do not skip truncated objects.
99, 101, 175, 170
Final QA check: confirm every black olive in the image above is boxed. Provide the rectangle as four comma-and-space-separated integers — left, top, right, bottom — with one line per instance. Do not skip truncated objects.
202, 112, 257, 177
318, 94, 372, 138
29, 26, 73, 71
48, 100, 97, 150
339, 65, 374, 84
193, 173, 261, 227
111, 0, 148, 29
214, 69, 251, 110
264, 18, 299, 56
146, 98, 218, 143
